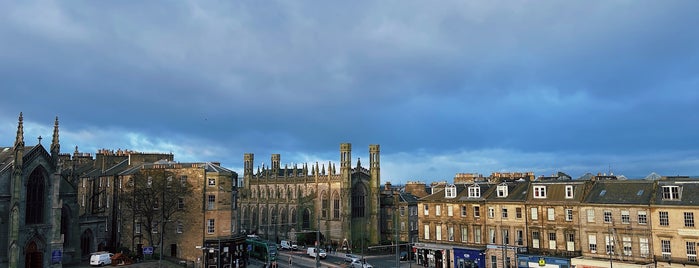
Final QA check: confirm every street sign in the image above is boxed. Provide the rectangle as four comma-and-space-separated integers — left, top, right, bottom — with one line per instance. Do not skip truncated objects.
143, 246, 154, 255
51, 250, 62, 264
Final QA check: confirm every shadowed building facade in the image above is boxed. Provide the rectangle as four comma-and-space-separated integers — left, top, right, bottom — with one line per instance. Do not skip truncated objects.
238, 143, 381, 250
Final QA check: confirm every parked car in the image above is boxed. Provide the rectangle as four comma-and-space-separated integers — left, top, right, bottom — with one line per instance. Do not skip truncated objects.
345, 254, 361, 262
350, 259, 373, 268
89, 251, 114, 266
280, 240, 297, 250
306, 247, 327, 259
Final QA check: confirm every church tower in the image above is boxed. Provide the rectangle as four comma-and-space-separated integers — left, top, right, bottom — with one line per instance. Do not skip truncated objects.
243, 153, 254, 190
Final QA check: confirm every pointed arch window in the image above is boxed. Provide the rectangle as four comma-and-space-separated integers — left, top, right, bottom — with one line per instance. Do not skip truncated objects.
333, 192, 340, 219
352, 184, 366, 218
26, 168, 45, 224
321, 191, 329, 219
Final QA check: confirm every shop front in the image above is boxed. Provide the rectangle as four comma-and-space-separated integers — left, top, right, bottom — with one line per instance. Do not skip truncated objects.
453, 247, 485, 268
517, 254, 570, 268
415, 243, 450, 268
204, 234, 247, 268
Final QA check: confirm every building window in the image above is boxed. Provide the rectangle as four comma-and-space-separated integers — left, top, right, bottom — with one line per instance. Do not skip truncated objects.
448, 205, 453, 217
436, 225, 442, 241
497, 184, 508, 197
445, 184, 457, 198
687, 241, 697, 262
177, 222, 184, 234
400, 206, 405, 216
474, 206, 480, 218
491, 256, 497, 268
547, 208, 555, 221
474, 227, 482, 243
685, 212, 695, 227
587, 209, 595, 222
178, 198, 185, 210
516, 207, 522, 219
638, 211, 648, 224
489, 228, 496, 244
566, 233, 575, 251
461, 226, 468, 243
461, 206, 467, 217
180, 175, 187, 186
135, 223, 141, 234
532, 231, 540, 249
207, 195, 215, 210
660, 211, 669, 226
533, 186, 547, 198
565, 209, 573, 221
623, 236, 632, 256
548, 232, 557, 250
424, 225, 430, 240
605, 235, 615, 254
26, 170, 45, 224
640, 237, 650, 257
468, 185, 481, 198
502, 229, 510, 245
333, 195, 340, 219
488, 207, 495, 218
604, 211, 612, 223
516, 230, 524, 246
207, 219, 215, 234
208, 178, 216, 186
321, 193, 329, 219
424, 204, 429, 216
152, 222, 159, 234
448, 226, 454, 241
565, 185, 574, 199
589, 234, 597, 253
531, 207, 538, 220
502, 207, 508, 219
436, 205, 441, 216
661, 240, 671, 260
621, 210, 630, 224
662, 185, 681, 200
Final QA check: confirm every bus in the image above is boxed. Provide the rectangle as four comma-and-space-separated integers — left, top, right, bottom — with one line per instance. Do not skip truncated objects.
246, 238, 277, 262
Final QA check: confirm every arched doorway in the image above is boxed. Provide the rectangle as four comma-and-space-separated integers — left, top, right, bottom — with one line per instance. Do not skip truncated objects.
81, 229, 94, 258
25, 240, 42, 268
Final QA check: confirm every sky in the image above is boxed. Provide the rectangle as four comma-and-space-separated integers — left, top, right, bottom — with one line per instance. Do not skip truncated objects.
1, 1, 698, 184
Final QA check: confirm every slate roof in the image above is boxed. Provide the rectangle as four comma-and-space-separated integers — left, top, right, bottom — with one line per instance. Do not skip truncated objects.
583, 180, 655, 205
485, 181, 530, 202
653, 179, 699, 206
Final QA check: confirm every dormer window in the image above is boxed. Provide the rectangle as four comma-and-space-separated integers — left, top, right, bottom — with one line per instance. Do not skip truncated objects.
565, 185, 574, 199
533, 185, 547, 198
445, 184, 457, 198
468, 184, 481, 198
497, 184, 508, 198
662, 185, 681, 200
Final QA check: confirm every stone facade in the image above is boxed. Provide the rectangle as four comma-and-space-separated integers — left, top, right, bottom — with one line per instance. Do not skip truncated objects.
238, 143, 381, 251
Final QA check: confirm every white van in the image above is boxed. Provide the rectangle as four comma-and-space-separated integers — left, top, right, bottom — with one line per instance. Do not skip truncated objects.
280, 240, 297, 250
307, 247, 327, 259
89, 251, 113, 266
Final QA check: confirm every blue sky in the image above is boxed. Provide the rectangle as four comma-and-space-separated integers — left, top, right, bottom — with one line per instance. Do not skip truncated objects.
1, 1, 698, 183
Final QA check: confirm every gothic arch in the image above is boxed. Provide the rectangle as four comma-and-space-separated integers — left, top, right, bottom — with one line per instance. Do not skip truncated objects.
321, 191, 329, 219
351, 183, 367, 218
302, 208, 311, 229
25, 238, 44, 268
332, 191, 340, 219
26, 166, 48, 225
241, 206, 249, 233
251, 207, 259, 232
61, 205, 72, 247
290, 208, 297, 224
81, 229, 94, 257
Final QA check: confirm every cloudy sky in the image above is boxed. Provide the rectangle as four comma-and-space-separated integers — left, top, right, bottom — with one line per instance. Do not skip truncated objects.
1, 1, 698, 183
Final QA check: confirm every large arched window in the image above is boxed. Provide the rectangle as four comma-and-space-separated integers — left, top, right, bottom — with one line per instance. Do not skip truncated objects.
26, 168, 46, 224
290, 208, 297, 224
252, 208, 259, 230
321, 191, 329, 219
242, 207, 249, 232
302, 208, 311, 229
61, 205, 71, 247
332, 191, 340, 219
352, 184, 366, 218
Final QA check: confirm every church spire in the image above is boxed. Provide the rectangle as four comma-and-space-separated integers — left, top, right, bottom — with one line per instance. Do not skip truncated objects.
14, 112, 24, 149
51, 116, 60, 156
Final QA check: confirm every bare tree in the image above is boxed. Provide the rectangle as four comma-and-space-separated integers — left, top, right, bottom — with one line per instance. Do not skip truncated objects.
122, 169, 193, 249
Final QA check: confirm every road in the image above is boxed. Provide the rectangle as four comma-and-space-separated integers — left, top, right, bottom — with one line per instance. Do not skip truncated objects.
270, 249, 419, 268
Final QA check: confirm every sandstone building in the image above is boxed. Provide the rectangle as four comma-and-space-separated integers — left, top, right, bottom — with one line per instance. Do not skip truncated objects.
238, 143, 382, 251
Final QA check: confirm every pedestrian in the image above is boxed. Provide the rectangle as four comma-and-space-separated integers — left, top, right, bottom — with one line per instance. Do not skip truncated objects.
289, 256, 292, 266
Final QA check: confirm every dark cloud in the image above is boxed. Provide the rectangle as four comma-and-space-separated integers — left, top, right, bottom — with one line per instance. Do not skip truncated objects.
1, 1, 698, 181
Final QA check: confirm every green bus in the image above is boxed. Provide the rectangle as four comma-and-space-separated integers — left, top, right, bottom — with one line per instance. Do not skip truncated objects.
246, 238, 277, 262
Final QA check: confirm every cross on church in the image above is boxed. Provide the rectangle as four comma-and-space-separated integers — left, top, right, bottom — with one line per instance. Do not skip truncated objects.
38, 135, 42, 144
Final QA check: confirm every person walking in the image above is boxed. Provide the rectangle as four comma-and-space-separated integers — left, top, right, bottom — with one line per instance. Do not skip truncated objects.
289, 256, 292, 266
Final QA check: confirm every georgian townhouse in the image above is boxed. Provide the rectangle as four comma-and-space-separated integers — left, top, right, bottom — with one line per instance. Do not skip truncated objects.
650, 178, 699, 268
417, 182, 493, 268
484, 180, 530, 268
520, 177, 591, 268
573, 179, 655, 268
